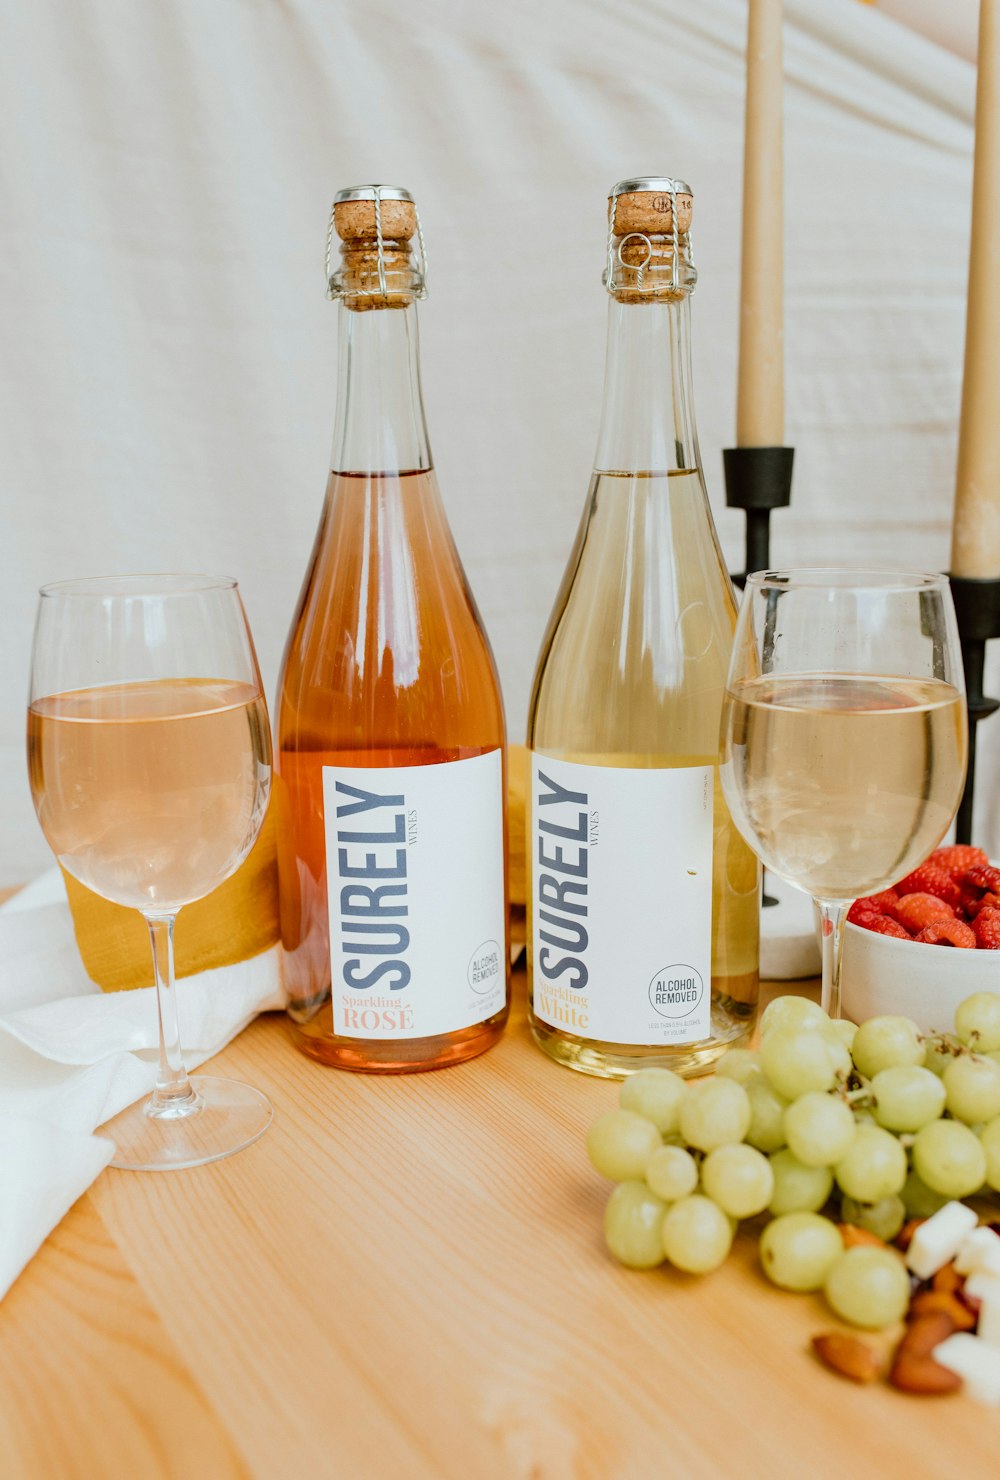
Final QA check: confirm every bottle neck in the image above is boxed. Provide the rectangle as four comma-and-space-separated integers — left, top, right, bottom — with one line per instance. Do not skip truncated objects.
593, 294, 702, 475
330, 301, 431, 475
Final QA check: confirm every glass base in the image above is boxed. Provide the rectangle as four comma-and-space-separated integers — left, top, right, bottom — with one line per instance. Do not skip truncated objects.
101, 1076, 273, 1171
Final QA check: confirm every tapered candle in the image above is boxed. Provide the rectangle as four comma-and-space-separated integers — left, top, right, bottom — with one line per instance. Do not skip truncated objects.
952, 0, 1000, 579
737, 0, 784, 448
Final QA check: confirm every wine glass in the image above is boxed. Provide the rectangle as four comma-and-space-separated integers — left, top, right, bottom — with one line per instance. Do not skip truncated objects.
720, 570, 968, 1019
27, 574, 273, 1170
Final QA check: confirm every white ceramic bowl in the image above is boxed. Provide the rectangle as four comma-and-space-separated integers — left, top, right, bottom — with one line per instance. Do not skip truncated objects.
841, 920, 1000, 1033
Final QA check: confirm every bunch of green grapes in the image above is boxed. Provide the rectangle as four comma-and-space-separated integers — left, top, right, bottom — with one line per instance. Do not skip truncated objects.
587, 991, 1000, 1330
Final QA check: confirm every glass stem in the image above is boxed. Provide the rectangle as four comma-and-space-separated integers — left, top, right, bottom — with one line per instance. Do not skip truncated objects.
144, 913, 198, 1118
817, 900, 849, 1020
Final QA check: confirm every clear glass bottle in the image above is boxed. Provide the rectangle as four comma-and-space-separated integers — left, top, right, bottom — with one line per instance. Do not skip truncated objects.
276, 186, 509, 1072
527, 177, 760, 1078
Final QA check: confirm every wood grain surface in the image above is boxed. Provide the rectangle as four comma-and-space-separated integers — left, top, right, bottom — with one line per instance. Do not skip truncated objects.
2, 957, 998, 1480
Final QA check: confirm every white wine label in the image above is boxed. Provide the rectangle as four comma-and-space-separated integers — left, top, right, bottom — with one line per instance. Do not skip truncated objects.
530, 755, 713, 1046
323, 749, 506, 1039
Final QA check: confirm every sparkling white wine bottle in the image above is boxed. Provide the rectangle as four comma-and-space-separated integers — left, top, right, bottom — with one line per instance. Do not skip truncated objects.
527, 177, 760, 1078
276, 186, 509, 1072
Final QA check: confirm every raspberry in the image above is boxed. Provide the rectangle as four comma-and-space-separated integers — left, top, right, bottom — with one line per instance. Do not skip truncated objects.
972, 908, 1000, 950
862, 915, 913, 940
916, 919, 977, 948
893, 864, 962, 910
856, 888, 899, 913
848, 900, 885, 927
892, 893, 955, 933
932, 845, 990, 880
959, 888, 1000, 920
966, 864, 1000, 896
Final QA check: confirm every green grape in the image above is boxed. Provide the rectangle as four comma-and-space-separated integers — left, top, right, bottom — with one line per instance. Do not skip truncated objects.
825, 1019, 857, 1054
744, 1077, 789, 1153
715, 1049, 763, 1087
783, 1092, 856, 1167
900, 1168, 949, 1219
759, 1211, 843, 1291
834, 1124, 907, 1202
645, 1144, 699, 1202
943, 1055, 1000, 1125
870, 1065, 946, 1132
619, 1068, 687, 1134
851, 1015, 924, 1079
955, 993, 1000, 1053
586, 1110, 662, 1181
911, 1119, 987, 1198
853, 1107, 877, 1126
760, 1028, 840, 1100
922, 1036, 957, 1078
679, 1078, 751, 1153
979, 1117, 1000, 1193
604, 1181, 668, 1268
823, 1246, 912, 1329
768, 1149, 834, 1215
840, 1193, 906, 1241
759, 995, 829, 1039
701, 1144, 774, 1219
661, 1195, 733, 1273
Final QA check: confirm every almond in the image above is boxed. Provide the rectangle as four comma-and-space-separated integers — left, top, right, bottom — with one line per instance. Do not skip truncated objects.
811, 1332, 883, 1385
839, 1223, 885, 1250
897, 1310, 956, 1359
907, 1290, 976, 1332
889, 1351, 962, 1395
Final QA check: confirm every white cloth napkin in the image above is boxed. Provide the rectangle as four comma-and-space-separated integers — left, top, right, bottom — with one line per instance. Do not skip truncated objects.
0, 871, 285, 1299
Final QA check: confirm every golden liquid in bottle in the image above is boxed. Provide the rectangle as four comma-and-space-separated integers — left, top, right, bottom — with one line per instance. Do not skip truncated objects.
528, 469, 760, 1078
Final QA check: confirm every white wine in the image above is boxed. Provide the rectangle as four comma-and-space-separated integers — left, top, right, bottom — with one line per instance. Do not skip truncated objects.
28, 678, 270, 912
527, 179, 760, 1079
721, 673, 967, 901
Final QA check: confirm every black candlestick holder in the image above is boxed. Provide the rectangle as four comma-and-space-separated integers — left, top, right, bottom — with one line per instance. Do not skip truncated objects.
948, 574, 1000, 844
723, 445, 795, 584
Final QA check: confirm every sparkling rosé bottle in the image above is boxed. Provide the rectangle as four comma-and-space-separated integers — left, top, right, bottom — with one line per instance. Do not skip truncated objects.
527, 178, 761, 1079
275, 186, 509, 1072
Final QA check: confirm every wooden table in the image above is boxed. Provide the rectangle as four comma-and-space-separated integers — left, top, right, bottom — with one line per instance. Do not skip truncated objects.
2, 942, 997, 1479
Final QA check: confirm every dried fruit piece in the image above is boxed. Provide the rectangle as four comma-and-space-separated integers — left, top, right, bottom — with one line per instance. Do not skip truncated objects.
916, 919, 977, 949
812, 1332, 882, 1384
896, 1218, 926, 1252
932, 845, 989, 880
839, 1223, 886, 1249
893, 894, 955, 933
932, 1262, 964, 1297
908, 1289, 976, 1331
895, 864, 963, 910
972, 908, 1000, 951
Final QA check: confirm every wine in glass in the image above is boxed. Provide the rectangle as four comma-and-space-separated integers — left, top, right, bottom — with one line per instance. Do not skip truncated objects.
27, 574, 273, 1170
720, 570, 968, 1018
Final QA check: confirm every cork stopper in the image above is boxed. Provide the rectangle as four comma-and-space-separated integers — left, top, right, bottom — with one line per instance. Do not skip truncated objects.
609, 177, 693, 237
327, 186, 424, 310
606, 176, 695, 302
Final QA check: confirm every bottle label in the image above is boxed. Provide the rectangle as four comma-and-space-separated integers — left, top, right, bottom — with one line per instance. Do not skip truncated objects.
530, 755, 713, 1046
323, 750, 506, 1039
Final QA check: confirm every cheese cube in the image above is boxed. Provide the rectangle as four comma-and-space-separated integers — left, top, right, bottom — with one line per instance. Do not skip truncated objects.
933, 1333, 1000, 1406
977, 1287, 1000, 1350
905, 1201, 979, 1281
963, 1270, 1000, 1305
955, 1226, 1000, 1276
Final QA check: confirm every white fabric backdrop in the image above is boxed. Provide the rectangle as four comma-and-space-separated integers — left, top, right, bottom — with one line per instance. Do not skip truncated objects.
1, 0, 997, 884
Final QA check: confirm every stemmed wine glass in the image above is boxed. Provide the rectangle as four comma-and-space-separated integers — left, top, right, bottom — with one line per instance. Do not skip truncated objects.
720, 570, 968, 1019
27, 574, 273, 1170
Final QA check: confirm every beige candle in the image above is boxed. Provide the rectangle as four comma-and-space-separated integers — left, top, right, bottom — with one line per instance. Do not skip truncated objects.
737, 0, 784, 448
952, 0, 1000, 579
